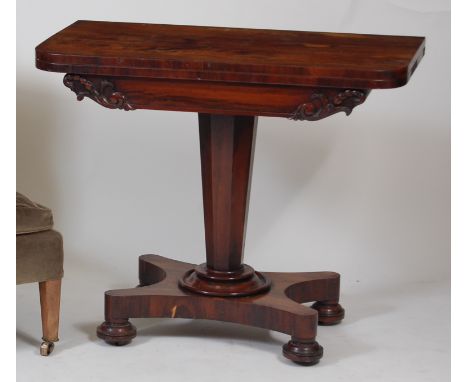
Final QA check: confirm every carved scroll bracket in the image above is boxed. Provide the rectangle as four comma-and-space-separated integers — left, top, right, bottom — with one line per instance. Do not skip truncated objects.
289, 89, 370, 121
63, 74, 134, 111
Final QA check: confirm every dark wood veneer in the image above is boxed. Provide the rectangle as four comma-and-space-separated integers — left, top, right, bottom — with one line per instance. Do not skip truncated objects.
36, 20, 425, 89
97, 254, 342, 365
61, 74, 371, 119
36, 20, 424, 365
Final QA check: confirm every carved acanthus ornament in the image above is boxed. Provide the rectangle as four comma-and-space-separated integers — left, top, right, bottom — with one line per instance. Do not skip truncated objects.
63, 74, 134, 111
289, 89, 369, 121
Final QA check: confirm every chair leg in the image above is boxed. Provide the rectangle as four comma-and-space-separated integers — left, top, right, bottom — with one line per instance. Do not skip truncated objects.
38, 279, 61, 356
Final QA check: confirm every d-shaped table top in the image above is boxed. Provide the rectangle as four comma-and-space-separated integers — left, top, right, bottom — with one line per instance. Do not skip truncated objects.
35, 21, 425, 119
36, 20, 425, 89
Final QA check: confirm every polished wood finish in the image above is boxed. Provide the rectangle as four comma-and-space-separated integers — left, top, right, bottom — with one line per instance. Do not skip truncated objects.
311, 301, 345, 326
199, 114, 256, 271
178, 114, 270, 297
97, 255, 342, 364
96, 320, 136, 346
39, 279, 61, 342
37, 20, 425, 89
62, 74, 370, 119
283, 340, 323, 365
36, 20, 424, 364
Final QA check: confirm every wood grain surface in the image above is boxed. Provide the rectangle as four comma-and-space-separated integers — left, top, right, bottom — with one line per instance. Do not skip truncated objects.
36, 20, 425, 88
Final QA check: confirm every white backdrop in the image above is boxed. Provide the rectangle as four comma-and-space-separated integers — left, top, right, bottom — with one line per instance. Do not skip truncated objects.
17, 0, 450, 290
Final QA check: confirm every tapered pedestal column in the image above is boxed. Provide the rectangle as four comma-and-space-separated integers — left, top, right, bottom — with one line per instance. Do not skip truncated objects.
179, 114, 270, 297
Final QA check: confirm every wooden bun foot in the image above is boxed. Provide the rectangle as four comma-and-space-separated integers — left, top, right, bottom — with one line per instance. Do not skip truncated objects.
96, 320, 136, 346
282, 339, 323, 365
312, 302, 345, 325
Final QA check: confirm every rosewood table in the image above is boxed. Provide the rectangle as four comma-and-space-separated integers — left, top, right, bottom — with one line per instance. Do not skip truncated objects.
36, 20, 425, 365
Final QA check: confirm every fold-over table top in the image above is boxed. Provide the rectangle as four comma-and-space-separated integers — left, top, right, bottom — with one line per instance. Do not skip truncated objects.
36, 20, 425, 89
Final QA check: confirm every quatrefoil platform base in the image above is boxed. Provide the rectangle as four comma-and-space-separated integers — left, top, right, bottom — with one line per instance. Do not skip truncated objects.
96, 255, 344, 365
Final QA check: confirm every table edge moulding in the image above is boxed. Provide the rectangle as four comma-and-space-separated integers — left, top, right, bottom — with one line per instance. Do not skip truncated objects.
35, 20, 425, 365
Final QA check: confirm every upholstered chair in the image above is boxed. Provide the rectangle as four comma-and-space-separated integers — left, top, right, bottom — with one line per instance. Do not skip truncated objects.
16, 192, 64, 355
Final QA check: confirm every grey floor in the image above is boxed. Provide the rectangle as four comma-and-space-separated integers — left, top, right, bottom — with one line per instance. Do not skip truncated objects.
17, 260, 450, 382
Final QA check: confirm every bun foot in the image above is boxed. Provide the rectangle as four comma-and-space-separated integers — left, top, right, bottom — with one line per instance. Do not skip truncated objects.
312, 302, 345, 325
282, 339, 323, 365
97, 320, 137, 346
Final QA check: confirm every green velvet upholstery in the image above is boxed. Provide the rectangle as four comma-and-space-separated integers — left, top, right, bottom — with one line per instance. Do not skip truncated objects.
16, 192, 53, 234
16, 192, 64, 285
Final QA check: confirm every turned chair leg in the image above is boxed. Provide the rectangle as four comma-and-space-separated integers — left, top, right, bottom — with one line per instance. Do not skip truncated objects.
38, 279, 61, 356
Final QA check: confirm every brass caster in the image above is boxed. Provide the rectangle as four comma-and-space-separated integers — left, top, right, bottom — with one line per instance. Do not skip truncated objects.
40, 341, 55, 356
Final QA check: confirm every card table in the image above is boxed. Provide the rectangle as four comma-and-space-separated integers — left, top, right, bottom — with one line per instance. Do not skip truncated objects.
36, 20, 424, 364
